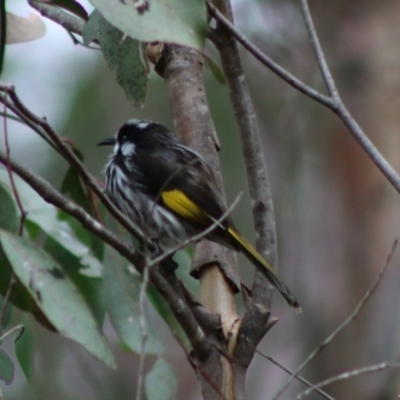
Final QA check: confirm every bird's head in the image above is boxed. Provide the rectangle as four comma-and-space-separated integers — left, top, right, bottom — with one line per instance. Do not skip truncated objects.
97, 119, 176, 157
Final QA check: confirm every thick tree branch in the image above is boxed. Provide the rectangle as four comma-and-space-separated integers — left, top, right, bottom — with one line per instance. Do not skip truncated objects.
152, 42, 240, 400
211, 0, 277, 312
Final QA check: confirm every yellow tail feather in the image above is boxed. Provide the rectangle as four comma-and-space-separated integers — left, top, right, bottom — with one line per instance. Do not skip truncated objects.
161, 189, 300, 310
228, 228, 300, 310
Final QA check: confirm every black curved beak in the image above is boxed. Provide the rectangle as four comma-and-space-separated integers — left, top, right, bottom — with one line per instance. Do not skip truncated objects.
97, 137, 116, 146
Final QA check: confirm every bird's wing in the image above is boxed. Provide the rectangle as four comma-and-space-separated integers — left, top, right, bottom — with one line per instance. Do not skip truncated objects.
134, 148, 229, 227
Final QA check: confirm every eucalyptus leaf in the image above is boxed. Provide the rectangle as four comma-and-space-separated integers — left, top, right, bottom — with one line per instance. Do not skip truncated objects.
0, 169, 102, 274
0, 230, 115, 367
145, 358, 177, 400
89, 0, 207, 51
103, 246, 164, 355
83, 10, 148, 107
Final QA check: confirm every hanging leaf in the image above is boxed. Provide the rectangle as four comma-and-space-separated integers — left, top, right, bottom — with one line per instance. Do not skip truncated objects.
103, 245, 164, 354
0, 230, 115, 367
0, 170, 102, 275
145, 358, 177, 400
88, 0, 207, 52
83, 10, 148, 107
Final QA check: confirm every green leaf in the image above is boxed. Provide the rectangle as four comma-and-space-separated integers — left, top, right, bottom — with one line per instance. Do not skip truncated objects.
103, 246, 163, 355
0, 348, 14, 384
15, 319, 34, 383
145, 358, 177, 400
44, 235, 105, 325
146, 283, 189, 350
88, 0, 207, 51
0, 245, 37, 314
0, 180, 18, 232
83, 10, 148, 107
0, 170, 102, 275
145, 250, 193, 351
0, 230, 115, 367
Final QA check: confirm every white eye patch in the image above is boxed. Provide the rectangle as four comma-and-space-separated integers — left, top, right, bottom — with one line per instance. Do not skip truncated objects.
120, 142, 136, 157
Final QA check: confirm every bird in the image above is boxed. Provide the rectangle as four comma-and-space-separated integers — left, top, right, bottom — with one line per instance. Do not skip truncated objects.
98, 119, 300, 310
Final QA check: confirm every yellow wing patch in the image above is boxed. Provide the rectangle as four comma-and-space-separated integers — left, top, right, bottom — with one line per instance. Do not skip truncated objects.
161, 189, 208, 222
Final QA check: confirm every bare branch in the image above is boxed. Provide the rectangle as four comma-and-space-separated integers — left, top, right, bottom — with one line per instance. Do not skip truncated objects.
0, 324, 24, 342
298, 0, 338, 99
211, 0, 277, 308
273, 240, 398, 399
136, 262, 150, 400
256, 351, 334, 400
296, 361, 400, 399
207, 2, 333, 107
0, 98, 27, 332
2, 95, 27, 234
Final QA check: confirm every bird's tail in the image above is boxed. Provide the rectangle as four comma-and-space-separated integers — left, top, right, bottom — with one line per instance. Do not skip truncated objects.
228, 228, 301, 311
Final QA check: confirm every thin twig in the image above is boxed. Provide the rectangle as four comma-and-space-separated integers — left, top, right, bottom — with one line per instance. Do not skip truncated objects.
207, 2, 333, 108
0, 112, 24, 124
256, 351, 334, 400
272, 240, 398, 399
0, 96, 27, 332
0, 93, 58, 149
296, 361, 400, 399
299, 0, 338, 98
136, 261, 150, 400
0, 324, 24, 342
3, 95, 28, 234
